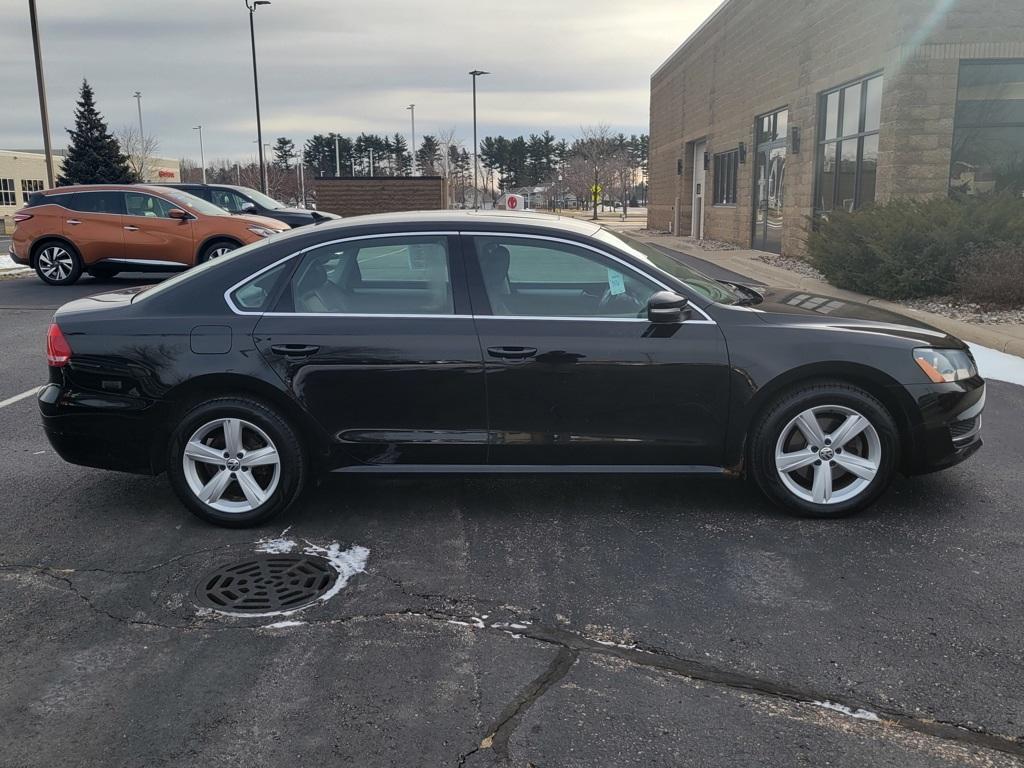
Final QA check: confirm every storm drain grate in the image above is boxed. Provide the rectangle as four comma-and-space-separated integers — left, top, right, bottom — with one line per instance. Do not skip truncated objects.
194, 555, 338, 614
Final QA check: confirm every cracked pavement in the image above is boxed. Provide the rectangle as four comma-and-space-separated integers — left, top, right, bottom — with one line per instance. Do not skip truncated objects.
2, 276, 1024, 767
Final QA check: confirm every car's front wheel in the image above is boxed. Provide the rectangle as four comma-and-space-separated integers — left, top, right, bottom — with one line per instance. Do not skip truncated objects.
198, 239, 239, 263
167, 397, 306, 527
750, 382, 899, 518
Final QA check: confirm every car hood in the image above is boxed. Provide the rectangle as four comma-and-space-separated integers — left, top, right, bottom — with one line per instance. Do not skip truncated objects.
747, 286, 964, 347
231, 214, 291, 230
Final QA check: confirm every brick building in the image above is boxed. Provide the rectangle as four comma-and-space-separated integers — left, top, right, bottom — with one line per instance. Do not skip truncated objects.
311, 176, 449, 218
648, 0, 1024, 255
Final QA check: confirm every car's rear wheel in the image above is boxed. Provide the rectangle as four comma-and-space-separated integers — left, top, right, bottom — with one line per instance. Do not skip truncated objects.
34, 242, 82, 285
167, 397, 306, 527
198, 239, 239, 263
750, 382, 899, 518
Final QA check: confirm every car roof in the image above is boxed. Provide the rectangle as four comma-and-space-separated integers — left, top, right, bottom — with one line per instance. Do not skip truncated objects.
43, 184, 175, 194
301, 209, 603, 236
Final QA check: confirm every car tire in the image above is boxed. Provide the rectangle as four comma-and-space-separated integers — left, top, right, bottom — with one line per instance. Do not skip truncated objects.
167, 396, 306, 527
34, 241, 83, 286
749, 381, 899, 518
198, 239, 239, 264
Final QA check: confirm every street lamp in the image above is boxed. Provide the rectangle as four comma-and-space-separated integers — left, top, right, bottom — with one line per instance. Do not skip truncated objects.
469, 70, 489, 209
193, 125, 206, 183
28, 0, 55, 188
245, 0, 271, 193
406, 104, 416, 176
133, 91, 144, 137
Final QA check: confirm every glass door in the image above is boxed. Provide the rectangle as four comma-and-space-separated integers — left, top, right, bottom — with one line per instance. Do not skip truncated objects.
752, 109, 788, 253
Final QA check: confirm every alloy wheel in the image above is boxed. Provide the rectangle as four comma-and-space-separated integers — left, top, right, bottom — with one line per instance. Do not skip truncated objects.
182, 417, 281, 513
774, 405, 882, 505
209, 246, 234, 259
38, 246, 75, 282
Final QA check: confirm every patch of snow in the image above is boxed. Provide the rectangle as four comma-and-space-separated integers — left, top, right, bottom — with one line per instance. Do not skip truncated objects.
0, 253, 30, 272
812, 700, 881, 721
263, 620, 305, 629
594, 638, 638, 651
254, 526, 296, 554
969, 343, 1024, 387
448, 616, 486, 629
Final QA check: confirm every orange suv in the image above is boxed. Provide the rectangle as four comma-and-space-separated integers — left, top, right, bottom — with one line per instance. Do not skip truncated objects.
9, 184, 289, 285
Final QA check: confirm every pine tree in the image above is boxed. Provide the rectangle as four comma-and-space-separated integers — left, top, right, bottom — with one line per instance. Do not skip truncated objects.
58, 80, 135, 185
272, 137, 296, 170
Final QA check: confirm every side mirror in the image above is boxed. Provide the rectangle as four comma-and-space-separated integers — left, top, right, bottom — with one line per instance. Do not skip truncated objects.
647, 290, 691, 324
240, 202, 258, 213
168, 208, 189, 220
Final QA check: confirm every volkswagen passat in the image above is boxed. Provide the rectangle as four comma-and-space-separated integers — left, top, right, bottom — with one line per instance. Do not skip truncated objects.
38, 211, 984, 526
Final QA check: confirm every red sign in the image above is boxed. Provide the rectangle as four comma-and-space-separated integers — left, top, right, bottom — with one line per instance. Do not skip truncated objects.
157, 169, 175, 178
507, 195, 518, 209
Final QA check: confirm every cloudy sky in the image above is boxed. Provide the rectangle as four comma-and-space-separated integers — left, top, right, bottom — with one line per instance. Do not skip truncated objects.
0, 0, 716, 163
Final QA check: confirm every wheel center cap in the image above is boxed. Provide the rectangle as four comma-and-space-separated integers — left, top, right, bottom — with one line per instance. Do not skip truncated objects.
818, 446, 835, 461
226, 458, 241, 471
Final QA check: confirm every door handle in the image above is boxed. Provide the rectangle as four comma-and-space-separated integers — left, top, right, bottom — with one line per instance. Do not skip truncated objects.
270, 344, 320, 357
66, 219, 81, 225
487, 346, 538, 360
123, 225, 139, 231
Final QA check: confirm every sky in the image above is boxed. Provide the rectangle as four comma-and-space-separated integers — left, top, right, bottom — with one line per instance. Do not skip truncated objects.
0, 0, 718, 163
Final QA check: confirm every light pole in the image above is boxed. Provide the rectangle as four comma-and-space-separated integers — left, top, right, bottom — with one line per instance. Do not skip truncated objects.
133, 91, 144, 137
245, 0, 271, 193
334, 134, 341, 177
28, 0, 55, 188
406, 104, 416, 176
368, 148, 375, 177
469, 70, 489, 209
193, 126, 206, 183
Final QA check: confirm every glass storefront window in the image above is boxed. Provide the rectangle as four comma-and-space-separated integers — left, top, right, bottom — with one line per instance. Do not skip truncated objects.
815, 74, 883, 214
950, 60, 1024, 196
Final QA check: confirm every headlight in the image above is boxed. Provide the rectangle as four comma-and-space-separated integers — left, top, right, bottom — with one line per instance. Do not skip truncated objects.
247, 226, 277, 238
913, 348, 977, 383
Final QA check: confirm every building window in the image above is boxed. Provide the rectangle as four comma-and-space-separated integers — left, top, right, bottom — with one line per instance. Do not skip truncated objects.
0, 179, 17, 207
950, 60, 1024, 196
815, 74, 883, 213
712, 149, 739, 205
21, 179, 45, 203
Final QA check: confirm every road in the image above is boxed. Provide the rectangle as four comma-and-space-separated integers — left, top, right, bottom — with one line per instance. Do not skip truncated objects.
1, 272, 1023, 767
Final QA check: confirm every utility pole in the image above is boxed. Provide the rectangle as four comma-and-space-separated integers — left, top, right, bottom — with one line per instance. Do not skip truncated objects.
469, 70, 489, 209
245, 0, 271, 193
298, 162, 305, 207
133, 91, 144, 137
334, 134, 341, 177
28, 0, 55, 188
368, 148, 375, 178
193, 125, 206, 183
406, 104, 416, 176
592, 164, 598, 221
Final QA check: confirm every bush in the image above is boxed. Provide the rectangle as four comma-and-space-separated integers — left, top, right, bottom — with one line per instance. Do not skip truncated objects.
807, 194, 1024, 301
955, 241, 1024, 307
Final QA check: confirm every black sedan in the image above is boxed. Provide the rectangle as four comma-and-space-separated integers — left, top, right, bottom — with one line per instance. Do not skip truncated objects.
155, 182, 339, 228
39, 212, 984, 526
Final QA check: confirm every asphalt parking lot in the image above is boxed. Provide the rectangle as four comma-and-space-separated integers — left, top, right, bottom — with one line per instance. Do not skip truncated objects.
2, 271, 1023, 767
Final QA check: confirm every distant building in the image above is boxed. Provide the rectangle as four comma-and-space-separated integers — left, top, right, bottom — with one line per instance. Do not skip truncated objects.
648, 0, 1024, 255
0, 149, 181, 228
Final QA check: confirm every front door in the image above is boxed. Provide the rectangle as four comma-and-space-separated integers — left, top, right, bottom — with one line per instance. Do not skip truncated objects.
752, 109, 788, 253
464, 233, 730, 467
122, 191, 195, 266
253, 232, 487, 468
692, 141, 706, 239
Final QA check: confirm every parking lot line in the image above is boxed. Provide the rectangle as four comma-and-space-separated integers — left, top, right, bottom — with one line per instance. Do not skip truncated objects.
0, 386, 40, 409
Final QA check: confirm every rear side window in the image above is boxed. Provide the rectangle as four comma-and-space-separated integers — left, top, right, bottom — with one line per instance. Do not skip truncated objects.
283, 235, 454, 315
68, 191, 125, 214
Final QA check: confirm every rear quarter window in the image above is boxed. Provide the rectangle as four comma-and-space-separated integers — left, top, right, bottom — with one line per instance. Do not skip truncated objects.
229, 262, 290, 312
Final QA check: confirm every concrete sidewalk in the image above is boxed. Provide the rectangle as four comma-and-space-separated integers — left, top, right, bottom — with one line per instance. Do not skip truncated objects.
628, 230, 1024, 357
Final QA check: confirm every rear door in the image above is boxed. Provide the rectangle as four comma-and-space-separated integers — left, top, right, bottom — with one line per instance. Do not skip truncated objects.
249, 231, 487, 468
65, 191, 126, 264
122, 191, 195, 266
464, 232, 731, 467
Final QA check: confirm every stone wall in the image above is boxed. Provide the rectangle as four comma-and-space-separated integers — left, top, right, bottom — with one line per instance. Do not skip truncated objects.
310, 177, 448, 218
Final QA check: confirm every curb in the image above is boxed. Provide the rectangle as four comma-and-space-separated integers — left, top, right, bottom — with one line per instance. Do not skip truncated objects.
632, 232, 1024, 357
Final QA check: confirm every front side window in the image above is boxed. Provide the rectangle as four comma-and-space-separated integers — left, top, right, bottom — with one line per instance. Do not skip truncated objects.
284, 235, 453, 315
473, 236, 660, 319
950, 60, 1024, 196
124, 192, 175, 218
0, 179, 17, 206
68, 191, 125, 214
815, 74, 883, 213
713, 149, 739, 205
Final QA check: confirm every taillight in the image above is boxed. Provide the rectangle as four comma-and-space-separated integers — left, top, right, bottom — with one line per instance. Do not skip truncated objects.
13, 213, 33, 223
46, 323, 72, 367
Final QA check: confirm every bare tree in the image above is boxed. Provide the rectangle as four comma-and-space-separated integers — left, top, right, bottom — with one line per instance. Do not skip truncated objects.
118, 125, 160, 182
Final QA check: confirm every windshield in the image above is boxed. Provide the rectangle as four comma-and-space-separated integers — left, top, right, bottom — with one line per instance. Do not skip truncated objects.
131, 238, 275, 302
595, 228, 745, 305
157, 188, 229, 216
234, 187, 285, 210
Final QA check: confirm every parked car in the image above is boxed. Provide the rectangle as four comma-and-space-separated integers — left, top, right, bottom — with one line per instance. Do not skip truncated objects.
9, 184, 290, 285
39, 211, 984, 526
156, 182, 339, 228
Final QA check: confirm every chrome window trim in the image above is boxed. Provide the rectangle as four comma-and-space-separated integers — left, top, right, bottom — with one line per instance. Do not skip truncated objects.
223, 229, 716, 325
